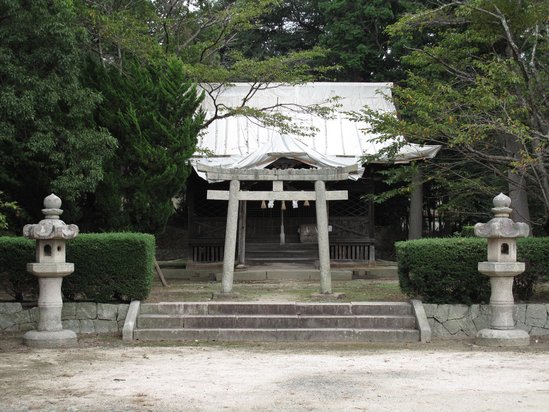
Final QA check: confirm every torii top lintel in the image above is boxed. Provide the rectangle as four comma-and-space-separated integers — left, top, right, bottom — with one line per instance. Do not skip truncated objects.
195, 164, 359, 182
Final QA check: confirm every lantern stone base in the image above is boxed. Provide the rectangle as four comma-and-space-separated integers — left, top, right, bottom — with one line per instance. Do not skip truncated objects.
23, 329, 77, 348
475, 328, 529, 347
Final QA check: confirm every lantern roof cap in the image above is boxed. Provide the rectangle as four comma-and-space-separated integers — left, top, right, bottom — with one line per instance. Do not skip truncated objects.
474, 193, 529, 239
23, 194, 79, 240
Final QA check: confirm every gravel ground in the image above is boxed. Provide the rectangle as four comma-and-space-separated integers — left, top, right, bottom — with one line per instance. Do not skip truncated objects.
1, 335, 548, 411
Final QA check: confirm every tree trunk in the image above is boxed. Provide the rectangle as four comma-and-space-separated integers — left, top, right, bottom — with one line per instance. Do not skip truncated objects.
508, 170, 530, 226
237, 200, 247, 266
408, 166, 423, 240
504, 134, 531, 226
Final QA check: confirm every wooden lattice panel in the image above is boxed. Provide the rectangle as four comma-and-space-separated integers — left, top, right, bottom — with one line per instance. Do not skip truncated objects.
329, 192, 369, 217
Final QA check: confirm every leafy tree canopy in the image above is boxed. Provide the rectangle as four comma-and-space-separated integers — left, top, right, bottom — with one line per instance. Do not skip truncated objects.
0, 0, 117, 226
318, 0, 426, 81
360, 0, 549, 230
83, 56, 205, 234
228, 0, 324, 60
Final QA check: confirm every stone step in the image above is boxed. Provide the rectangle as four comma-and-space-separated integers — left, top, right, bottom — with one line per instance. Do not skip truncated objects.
134, 302, 420, 343
246, 243, 318, 250
245, 243, 319, 261
133, 328, 420, 343
140, 302, 413, 316
246, 248, 318, 254
137, 314, 417, 330
223, 269, 352, 282
245, 256, 317, 261
159, 268, 353, 281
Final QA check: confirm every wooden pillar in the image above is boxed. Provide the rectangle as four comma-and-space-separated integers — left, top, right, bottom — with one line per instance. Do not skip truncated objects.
409, 167, 423, 240
186, 176, 196, 263
368, 195, 376, 264
280, 207, 285, 245
222, 180, 240, 293
237, 200, 247, 267
315, 180, 332, 294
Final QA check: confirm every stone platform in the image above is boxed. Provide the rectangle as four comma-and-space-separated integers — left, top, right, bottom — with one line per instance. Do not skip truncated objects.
158, 261, 397, 282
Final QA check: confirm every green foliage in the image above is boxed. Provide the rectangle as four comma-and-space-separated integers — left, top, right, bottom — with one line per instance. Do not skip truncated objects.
175, 0, 282, 65
64, 233, 155, 302
0, 233, 155, 303
75, 0, 160, 65
0, 192, 20, 232
84, 57, 204, 233
362, 0, 549, 230
318, 0, 424, 81
229, 0, 324, 60
0, 237, 35, 301
0, 0, 117, 224
518, 238, 549, 283
396, 238, 489, 304
78, 0, 306, 73
229, 0, 431, 82
187, 47, 330, 84
396, 237, 547, 304
460, 226, 475, 237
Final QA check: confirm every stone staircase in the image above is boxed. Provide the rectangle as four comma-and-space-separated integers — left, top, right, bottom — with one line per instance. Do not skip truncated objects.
245, 242, 318, 264
133, 302, 421, 343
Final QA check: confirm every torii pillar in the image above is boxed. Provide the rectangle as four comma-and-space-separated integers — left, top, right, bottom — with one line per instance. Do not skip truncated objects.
315, 180, 331, 293
221, 180, 240, 294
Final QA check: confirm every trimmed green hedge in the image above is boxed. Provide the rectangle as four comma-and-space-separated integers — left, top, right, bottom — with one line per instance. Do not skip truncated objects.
459, 226, 475, 237
396, 237, 549, 304
0, 233, 155, 303
0, 236, 35, 301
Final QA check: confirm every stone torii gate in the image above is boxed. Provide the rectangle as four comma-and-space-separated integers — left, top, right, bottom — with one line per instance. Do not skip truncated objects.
196, 165, 358, 295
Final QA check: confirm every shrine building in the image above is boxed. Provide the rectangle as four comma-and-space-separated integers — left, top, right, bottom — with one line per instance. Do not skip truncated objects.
186, 83, 440, 292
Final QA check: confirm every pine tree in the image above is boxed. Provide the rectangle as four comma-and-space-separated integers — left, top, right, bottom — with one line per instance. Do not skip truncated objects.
84, 57, 204, 233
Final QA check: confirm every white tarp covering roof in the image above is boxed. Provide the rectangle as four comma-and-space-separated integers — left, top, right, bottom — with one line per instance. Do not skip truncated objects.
193, 82, 441, 181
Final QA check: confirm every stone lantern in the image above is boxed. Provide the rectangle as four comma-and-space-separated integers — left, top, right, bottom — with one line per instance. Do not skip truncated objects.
22, 194, 79, 348
474, 193, 530, 346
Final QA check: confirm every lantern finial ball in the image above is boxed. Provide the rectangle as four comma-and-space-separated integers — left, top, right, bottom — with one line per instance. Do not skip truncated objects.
493, 193, 511, 209
43, 193, 62, 210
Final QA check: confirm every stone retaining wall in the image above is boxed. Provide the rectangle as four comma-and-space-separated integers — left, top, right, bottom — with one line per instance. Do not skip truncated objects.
3, 301, 549, 339
424, 303, 549, 338
0, 302, 129, 334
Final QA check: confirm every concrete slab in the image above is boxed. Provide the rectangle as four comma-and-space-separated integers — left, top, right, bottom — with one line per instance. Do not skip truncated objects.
267, 271, 313, 281
122, 301, 140, 341
161, 264, 355, 282
296, 303, 352, 315
162, 268, 211, 281
351, 302, 412, 316
207, 302, 297, 315
134, 327, 420, 342
364, 266, 398, 279
220, 271, 267, 281
136, 314, 417, 330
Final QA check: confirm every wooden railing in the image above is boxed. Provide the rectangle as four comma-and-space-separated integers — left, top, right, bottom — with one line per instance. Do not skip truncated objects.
189, 240, 224, 263
330, 240, 375, 262
191, 240, 375, 264
189, 215, 375, 264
